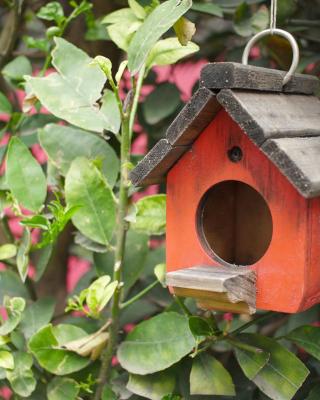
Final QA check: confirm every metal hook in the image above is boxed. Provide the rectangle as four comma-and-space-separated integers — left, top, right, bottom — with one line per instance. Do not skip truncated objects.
242, 28, 300, 86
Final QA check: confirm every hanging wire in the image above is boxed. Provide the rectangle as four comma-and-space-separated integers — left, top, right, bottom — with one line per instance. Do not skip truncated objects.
270, 0, 277, 34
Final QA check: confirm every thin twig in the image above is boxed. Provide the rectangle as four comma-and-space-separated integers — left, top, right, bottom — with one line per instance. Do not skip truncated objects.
121, 280, 159, 309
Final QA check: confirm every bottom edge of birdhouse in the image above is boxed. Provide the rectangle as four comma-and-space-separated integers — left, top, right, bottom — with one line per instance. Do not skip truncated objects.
172, 286, 254, 314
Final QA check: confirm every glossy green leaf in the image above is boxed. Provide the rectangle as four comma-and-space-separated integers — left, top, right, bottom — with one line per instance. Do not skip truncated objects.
0, 297, 26, 336
0, 244, 17, 260
6, 137, 47, 212
16, 228, 31, 282
191, 2, 223, 17
117, 312, 195, 374
0, 92, 12, 114
86, 276, 117, 317
189, 316, 213, 337
28, 324, 90, 375
131, 194, 166, 235
286, 325, 320, 361
143, 83, 181, 124
20, 298, 55, 339
65, 157, 116, 245
39, 124, 119, 187
75, 232, 107, 253
0, 271, 30, 302
2, 56, 32, 81
26, 38, 117, 133
127, 369, 175, 400
128, 0, 192, 74
190, 353, 235, 396
238, 333, 309, 400
234, 346, 270, 380
0, 351, 14, 370
47, 377, 79, 400
6, 352, 36, 398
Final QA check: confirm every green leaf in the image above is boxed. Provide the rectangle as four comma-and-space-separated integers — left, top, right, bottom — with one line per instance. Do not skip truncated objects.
0, 271, 30, 302
188, 316, 213, 337
0, 92, 12, 114
37, 1, 64, 24
154, 263, 166, 287
86, 276, 117, 317
28, 324, 90, 375
16, 228, 31, 282
2, 56, 32, 81
0, 244, 17, 260
47, 377, 79, 400
233, 3, 268, 37
237, 333, 309, 400
39, 124, 119, 187
143, 83, 181, 124
117, 312, 195, 374
6, 352, 36, 398
0, 351, 14, 370
102, 384, 117, 400
65, 157, 116, 245
0, 297, 26, 336
103, 9, 142, 51
100, 89, 121, 134
131, 194, 166, 235
148, 37, 199, 70
192, 2, 223, 17
21, 215, 49, 230
6, 137, 47, 212
92, 56, 112, 81
190, 353, 235, 396
20, 298, 55, 339
115, 60, 128, 85
26, 38, 116, 133
128, 0, 192, 74
286, 325, 320, 361
234, 346, 270, 380
127, 369, 175, 400
173, 17, 196, 45
129, 0, 147, 18
34, 244, 53, 281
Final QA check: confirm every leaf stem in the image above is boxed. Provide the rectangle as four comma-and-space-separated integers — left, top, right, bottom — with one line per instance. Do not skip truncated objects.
121, 280, 159, 309
129, 64, 146, 137
174, 295, 192, 316
230, 311, 277, 336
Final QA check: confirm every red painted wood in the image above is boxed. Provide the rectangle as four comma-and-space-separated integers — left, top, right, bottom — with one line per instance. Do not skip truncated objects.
166, 109, 320, 313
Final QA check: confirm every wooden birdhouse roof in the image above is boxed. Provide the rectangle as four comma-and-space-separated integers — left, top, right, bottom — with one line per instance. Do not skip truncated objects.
130, 62, 320, 198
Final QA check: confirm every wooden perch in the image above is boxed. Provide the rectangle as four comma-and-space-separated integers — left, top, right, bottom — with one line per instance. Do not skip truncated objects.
166, 265, 256, 314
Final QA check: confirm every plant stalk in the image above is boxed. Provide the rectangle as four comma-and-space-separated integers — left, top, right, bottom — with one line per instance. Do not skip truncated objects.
121, 280, 159, 309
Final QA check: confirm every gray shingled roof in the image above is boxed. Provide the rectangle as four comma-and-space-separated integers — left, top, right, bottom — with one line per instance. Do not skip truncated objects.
130, 62, 320, 198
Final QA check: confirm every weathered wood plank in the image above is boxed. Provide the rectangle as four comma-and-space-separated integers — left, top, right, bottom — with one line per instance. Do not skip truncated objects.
129, 139, 189, 186
261, 136, 320, 198
166, 265, 256, 312
201, 62, 320, 94
217, 89, 320, 146
166, 87, 221, 146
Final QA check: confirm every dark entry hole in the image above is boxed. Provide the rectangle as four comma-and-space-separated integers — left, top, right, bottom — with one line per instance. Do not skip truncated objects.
228, 146, 243, 162
197, 181, 273, 266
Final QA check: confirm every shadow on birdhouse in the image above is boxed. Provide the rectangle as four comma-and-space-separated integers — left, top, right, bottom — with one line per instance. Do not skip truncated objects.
130, 62, 320, 315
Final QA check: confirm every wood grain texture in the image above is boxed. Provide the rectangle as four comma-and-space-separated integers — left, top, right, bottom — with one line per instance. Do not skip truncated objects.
166, 87, 221, 146
217, 89, 320, 146
201, 62, 320, 94
166, 265, 256, 313
262, 137, 320, 198
129, 139, 189, 186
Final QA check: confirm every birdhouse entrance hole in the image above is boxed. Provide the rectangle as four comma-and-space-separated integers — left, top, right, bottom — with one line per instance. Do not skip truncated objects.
197, 180, 273, 266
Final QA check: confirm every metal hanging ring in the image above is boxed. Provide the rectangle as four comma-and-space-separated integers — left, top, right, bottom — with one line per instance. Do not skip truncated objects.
242, 28, 300, 86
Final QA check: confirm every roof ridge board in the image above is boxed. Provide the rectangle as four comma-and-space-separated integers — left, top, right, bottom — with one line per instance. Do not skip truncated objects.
200, 62, 319, 95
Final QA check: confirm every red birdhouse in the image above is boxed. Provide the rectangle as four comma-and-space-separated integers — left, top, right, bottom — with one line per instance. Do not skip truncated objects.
130, 62, 320, 314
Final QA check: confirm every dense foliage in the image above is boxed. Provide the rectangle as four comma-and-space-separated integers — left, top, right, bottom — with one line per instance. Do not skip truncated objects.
0, 0, 319, 399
